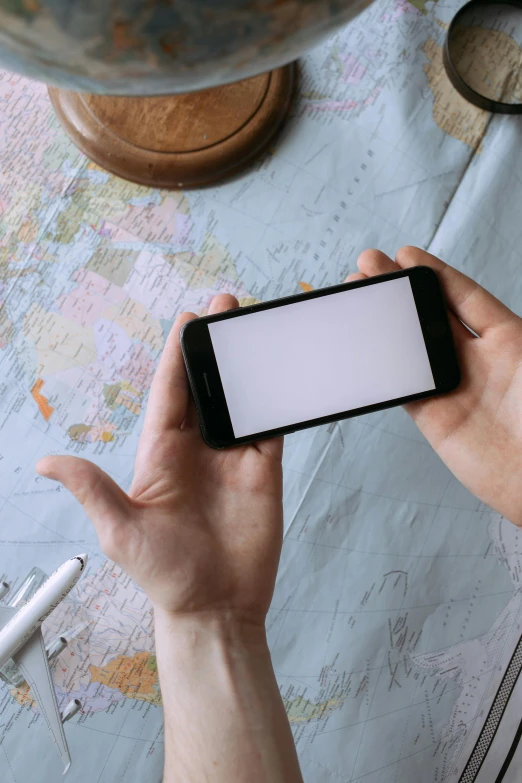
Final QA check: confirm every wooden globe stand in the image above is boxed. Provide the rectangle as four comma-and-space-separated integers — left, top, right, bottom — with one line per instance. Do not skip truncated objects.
48, 63, 296, 189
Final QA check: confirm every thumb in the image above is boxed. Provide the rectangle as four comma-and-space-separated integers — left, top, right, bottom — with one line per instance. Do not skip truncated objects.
36, 456, 132, 544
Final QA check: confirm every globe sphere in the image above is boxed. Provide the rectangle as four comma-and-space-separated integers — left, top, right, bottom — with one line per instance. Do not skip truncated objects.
0, 0, 368, 96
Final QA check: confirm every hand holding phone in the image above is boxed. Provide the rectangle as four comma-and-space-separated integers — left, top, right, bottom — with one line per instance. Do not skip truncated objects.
181, 265, 460, 448
350, 246, 522, 529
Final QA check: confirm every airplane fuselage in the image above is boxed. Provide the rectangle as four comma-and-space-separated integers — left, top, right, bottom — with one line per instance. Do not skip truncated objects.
0, 555, 87, 667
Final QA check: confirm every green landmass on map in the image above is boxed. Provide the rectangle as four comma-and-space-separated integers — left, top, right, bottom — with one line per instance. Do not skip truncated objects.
284, 694, 343, 723
104, 383, 122, 410
68, 424, 93, 442
408, 0, 438, 14
2, 0, 34, 20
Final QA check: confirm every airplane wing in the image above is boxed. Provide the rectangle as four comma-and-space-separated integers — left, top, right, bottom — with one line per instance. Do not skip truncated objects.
7, 618, 72, 775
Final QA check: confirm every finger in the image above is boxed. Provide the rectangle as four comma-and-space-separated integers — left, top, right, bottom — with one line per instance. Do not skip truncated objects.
184, 293, 240, 431
36, 457, 131, 555
357, 249, 398, 276
344, 272, 367, 283
358, 248, 472, 346
254, 436, 284, 461
207, 293, 239, 315
395, 246, 515, 335
144, 311, 197, 434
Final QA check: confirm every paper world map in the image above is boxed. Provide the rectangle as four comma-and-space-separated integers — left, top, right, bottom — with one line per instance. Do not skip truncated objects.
2, 0, 522, 780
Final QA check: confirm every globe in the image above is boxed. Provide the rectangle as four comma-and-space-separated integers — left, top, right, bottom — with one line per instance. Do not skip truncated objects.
0, 0, 369, 187
0, 0, 368, 96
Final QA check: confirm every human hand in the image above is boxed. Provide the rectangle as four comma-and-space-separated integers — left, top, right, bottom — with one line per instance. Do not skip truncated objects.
346, 246, 522, 526
36, 294, 284, 625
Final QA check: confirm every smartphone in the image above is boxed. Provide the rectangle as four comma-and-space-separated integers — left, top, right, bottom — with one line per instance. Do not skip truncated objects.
180, 267, 460, 449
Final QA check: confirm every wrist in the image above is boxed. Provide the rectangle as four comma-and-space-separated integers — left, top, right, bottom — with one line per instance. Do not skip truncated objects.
152, 609, 302, 782
153, 606, 269, 658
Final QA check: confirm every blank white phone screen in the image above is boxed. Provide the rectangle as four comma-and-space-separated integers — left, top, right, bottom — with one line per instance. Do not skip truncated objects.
208, 277, 435, 438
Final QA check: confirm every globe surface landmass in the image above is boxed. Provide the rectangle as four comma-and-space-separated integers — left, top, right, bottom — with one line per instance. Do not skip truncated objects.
0, 0, 368, 95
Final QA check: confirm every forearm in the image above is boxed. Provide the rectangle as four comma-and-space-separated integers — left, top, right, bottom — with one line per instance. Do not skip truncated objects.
154, 609, 303, 783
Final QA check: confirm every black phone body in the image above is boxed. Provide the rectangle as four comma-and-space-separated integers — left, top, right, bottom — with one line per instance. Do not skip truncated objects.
180, 267, 460, 449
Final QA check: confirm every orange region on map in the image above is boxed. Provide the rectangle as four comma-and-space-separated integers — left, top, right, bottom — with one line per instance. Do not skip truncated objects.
31, 378, 54, 421
11, 682, 36, 709
89, 651, 161, 704
299, 282, 314, 292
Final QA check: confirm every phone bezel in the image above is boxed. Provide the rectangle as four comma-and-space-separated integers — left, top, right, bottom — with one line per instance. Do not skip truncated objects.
180, 267, 461, 449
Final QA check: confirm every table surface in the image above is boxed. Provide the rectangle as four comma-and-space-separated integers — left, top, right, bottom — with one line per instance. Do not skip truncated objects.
1, 0, 522, 781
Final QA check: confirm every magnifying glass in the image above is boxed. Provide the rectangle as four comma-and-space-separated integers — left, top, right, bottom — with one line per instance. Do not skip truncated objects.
444, 0, 522, 113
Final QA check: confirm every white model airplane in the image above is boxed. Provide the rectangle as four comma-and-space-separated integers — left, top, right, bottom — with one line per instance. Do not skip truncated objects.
0, 554, 88, 774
